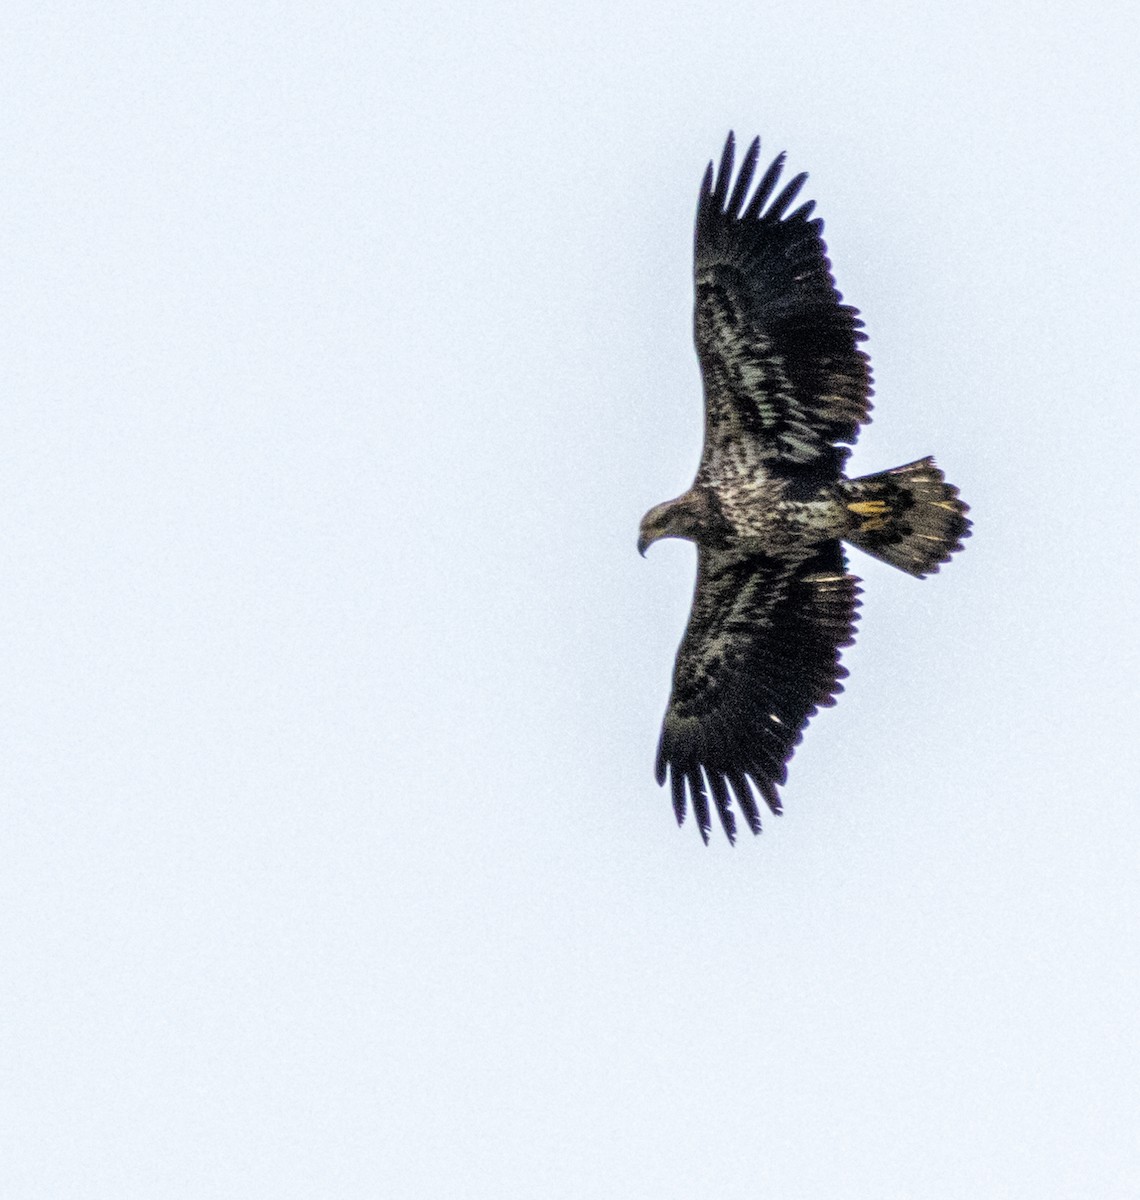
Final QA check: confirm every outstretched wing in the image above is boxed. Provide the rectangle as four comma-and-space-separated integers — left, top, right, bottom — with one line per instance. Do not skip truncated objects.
656, 541, 860, 843
694, 132, 872, 479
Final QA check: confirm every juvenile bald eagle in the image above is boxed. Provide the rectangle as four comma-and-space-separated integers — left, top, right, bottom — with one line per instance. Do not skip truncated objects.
640, 132, 970, 844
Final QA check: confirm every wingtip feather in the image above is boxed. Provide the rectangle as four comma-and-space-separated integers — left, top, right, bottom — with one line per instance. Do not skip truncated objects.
742, 151, 786, 220
766, 171, 809, 221
726, 136, 761, 218
669, 765, 687, 827
757, 775, 783, 816
689, 770, 712, 843
711, 132, 736, 210
732, 773, 763, 836
708, 772, 738, 845
699, 160, 714, 199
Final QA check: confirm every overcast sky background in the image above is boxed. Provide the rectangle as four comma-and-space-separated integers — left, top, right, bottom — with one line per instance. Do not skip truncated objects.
3, 1, 1139, 1196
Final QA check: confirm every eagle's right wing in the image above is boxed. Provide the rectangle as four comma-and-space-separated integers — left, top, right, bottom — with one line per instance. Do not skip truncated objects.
693, 133, 873, 479
656, 541, 860, 843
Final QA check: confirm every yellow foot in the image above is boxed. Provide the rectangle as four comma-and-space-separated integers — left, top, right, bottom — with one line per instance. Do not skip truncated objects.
847, 500, 889, 516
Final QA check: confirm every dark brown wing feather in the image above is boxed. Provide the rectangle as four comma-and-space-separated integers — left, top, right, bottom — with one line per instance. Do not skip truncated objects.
656, 541, 860, 843
694, 132, 873, 477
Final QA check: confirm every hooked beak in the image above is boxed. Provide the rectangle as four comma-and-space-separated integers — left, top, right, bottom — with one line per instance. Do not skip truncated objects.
638, 510, 666, 557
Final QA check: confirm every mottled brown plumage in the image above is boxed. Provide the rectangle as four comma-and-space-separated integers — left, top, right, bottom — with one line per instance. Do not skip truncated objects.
640, 133, 971, 843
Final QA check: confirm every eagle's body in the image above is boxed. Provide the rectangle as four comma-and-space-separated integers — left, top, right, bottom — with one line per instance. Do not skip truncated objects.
640, 133, 970, 843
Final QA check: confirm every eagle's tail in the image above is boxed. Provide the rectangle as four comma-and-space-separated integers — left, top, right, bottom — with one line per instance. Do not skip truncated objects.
840, 457, 971, 578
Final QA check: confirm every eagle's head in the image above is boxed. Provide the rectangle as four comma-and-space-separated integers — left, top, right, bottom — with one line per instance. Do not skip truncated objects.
638, 489, 722, 556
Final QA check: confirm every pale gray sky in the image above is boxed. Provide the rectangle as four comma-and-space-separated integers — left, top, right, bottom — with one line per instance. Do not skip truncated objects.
3, 1, 1139, 1197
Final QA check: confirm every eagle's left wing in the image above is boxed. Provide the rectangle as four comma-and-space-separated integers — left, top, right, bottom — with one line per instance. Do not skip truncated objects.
694, 133, 873, 478
656, 541, 860, 843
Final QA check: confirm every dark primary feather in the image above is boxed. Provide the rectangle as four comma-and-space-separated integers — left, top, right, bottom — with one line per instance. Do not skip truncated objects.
656, 542, 860, 843
694, 132, 873, 477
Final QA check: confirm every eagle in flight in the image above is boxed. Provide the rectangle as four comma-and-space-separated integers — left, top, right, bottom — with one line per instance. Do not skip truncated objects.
639, 132, 970, 843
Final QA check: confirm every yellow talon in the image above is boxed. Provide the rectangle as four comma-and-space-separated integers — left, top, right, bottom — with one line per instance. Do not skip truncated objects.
847, 500, 889, 516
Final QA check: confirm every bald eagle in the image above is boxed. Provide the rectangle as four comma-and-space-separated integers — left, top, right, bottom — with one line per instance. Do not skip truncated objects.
639, 132, 970, 844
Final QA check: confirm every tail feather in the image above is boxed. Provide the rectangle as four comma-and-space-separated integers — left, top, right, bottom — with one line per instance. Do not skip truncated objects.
841, 457, 970, 578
